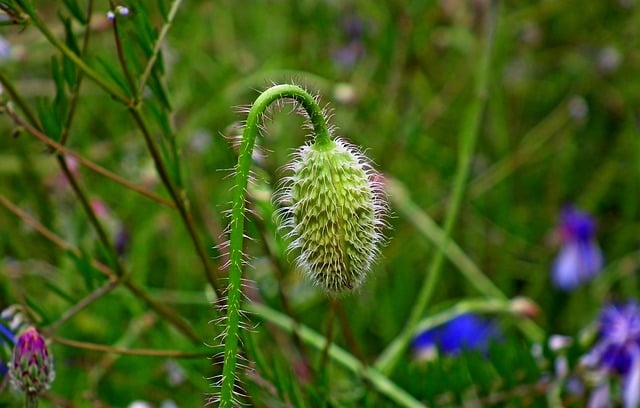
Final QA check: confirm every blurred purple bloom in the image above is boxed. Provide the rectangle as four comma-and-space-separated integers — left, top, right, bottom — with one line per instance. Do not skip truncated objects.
585, 302, 640, 407
551, 206, 603, 291
332, 12, 366, 70
0, 36, 11, 61
412, 313, 500, 359
115, 226, 130, 257
9, 327, 55, 395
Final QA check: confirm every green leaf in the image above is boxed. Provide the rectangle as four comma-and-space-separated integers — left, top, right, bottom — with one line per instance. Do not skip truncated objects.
157, 0, 169, 21
51, 57, 70, 123
121, 31, 144, 78
67, 248, 98, 291
35, 97, 61, 141
148, 70, 172, 110
129, 0, 156, 57
62, 0, 87, 24
60, 14, 80, 87
463, 350, 499, 395
146, 99, 172, 138
95, 56, 133, 98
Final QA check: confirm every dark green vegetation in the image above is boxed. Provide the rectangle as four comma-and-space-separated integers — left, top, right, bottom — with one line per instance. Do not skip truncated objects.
0, 0, 638, 406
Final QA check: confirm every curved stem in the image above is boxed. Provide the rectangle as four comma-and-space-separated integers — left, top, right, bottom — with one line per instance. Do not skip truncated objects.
220, 84, 329, 407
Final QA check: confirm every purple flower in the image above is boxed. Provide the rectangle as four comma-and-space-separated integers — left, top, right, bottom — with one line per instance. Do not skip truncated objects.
412, 313, 500, 359
585, 302, 640, 407
551, 206, 603, 291
9, 327, 55, 395
332, 13, 367, 70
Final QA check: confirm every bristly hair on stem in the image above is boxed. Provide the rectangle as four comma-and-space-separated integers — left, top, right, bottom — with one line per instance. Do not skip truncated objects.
216, 83, 388, 406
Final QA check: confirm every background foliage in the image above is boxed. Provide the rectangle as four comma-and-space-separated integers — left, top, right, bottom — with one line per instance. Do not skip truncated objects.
0, 0, 638, 406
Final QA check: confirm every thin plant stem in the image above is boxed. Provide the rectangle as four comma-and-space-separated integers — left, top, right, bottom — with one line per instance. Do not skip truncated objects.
220, 84, 330, 407
335, 300, 365, 363
0, 193, 118, 280
26, 393, 38, 408
45, 280, 120, 333
137, 0, 184, 97
20, 3, 222, 295
14, 132, 55, 231
384, 178, 543, 343
52, 336, 209, 358
413, 297, 523, 334
247, 302, 425, 408
129, 108, 222, 295
56, 153, 125, 276
319, 298, 337, 373
375, 0, 499, 376
0, 194, 200, 342
109, 4, 137, 98
59, 0, 94, 146
0, 72, 40, 127
4, 106, 175, 208
252, 206, 314, 373
24, 7, 131, 104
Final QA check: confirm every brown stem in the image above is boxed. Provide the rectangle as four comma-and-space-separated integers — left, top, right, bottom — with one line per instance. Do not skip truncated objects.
59, 0, 94, 146
129, 108, 222, 296
45, 280, 120, 333
319, 298, 337, 373
52, 336, 208, 358
0, 195, 199, 342
5, 107, 175, 208
335, 300, 365, 363
110, 7, 137, 99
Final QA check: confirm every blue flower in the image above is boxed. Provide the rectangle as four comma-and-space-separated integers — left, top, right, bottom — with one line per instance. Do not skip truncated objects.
551, 206, 603, 291
0, 318, 15, 379
412, 313, 500, 360
0, 36, 12, 61
585, 302, 640, 407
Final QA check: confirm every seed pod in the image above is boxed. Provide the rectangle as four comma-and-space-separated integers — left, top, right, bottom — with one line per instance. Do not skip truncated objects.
279, 138, 386, 294
9, 327, 55, 396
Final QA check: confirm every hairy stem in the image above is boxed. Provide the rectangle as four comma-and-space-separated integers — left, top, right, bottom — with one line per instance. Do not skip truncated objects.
220, 84, 329, 407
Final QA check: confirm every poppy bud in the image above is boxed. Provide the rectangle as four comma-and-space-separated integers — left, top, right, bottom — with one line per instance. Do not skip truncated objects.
279, 138, 386, 293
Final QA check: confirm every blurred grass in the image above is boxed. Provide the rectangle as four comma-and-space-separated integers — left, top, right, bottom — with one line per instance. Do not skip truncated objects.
1, 0, 639, 406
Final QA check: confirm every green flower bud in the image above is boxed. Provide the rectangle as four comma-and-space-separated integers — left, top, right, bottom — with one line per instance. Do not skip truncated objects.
279, 138, 387, 293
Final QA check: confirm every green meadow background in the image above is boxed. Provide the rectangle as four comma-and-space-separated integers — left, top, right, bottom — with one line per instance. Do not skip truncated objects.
0, 0, 638, 406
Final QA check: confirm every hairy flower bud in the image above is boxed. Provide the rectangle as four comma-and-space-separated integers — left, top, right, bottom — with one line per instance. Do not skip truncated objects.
279, 138, 386, 293
9, 327, 55, 396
